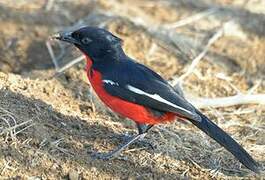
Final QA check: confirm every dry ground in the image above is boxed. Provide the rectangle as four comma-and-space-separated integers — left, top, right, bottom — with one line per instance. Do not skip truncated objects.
0, 0, 265, 179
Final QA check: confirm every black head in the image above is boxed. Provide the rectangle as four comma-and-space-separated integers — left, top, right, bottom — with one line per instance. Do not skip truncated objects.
53, 26, 124, 60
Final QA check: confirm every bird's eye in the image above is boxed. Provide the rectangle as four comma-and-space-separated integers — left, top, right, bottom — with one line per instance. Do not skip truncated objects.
81, 37, 92, 44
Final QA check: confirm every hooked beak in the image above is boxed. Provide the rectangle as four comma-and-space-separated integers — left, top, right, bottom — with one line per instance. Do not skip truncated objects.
51, 31, 81, 45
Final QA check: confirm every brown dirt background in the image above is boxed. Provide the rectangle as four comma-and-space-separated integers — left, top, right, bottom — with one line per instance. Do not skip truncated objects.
0, 0, 265, 179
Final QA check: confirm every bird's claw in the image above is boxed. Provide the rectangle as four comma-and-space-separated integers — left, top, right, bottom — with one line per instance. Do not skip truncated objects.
120, 134, 155, 150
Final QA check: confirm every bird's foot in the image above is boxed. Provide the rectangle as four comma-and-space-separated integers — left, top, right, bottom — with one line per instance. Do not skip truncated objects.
91, 133, 154, 160
118, 133, 154, 150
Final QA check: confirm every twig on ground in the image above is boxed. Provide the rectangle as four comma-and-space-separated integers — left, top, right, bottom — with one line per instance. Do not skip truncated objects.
13, 121, 34, 136
172, 22, 228, 86
46, 41, 59, 71
164, 8, 218, 29
0, 107, 15, 117
247, 80, 262, 95
49, 55, 85, 79
56, 55, 85, 74
0, 110, 17, 140
210, 167, 222, 178
47, 37, 85, 78
216, 73, 243, 94
50, 138, 72, 156
187, 156, 203, 169
0, 115, 33, 140
0, 159, 15, 175
222, 108, 255, 115
188, 94, 265, 108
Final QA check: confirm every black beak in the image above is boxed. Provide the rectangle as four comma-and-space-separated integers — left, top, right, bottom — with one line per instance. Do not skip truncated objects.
52, 31, 81, 45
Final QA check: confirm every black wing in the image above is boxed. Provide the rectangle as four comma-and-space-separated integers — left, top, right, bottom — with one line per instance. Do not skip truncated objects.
97, 59, 201, 122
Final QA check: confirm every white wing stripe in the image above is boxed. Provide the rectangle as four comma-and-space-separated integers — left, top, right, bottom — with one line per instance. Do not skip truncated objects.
103, 79, 119, 86
127, 85, 192, 115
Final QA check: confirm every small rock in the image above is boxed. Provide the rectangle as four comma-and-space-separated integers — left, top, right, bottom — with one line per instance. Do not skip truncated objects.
68, 170, 79, 180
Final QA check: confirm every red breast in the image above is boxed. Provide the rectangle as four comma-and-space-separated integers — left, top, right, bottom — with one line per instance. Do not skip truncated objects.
85, 57, 176, 125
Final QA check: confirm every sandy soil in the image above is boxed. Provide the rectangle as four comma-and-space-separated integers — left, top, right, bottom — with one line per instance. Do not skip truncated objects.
0, 0, 265, 179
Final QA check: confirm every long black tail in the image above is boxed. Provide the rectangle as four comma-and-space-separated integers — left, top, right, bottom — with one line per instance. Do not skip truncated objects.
190, 110, 260, 173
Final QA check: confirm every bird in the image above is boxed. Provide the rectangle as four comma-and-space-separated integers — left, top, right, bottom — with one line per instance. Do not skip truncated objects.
53, 26, 260, 173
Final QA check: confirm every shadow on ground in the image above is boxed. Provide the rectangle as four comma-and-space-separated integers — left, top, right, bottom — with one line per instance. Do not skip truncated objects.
0, 88, 262, 178
0, 88, 186, 179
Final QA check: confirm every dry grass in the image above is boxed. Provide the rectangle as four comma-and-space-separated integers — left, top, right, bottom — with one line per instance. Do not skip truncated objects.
0, 0, 265, 179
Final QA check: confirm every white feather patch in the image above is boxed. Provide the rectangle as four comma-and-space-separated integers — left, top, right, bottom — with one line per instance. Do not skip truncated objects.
103, 79, 119, 86
126, 85, 193, 115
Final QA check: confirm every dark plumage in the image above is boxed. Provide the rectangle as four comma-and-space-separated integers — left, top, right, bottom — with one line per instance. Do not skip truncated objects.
53, 26, 260, 173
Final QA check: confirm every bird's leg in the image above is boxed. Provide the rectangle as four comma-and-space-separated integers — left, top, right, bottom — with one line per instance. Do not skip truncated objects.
137, 124, 153, 134
92, 124, 153, 160
119, 124, 153, 141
